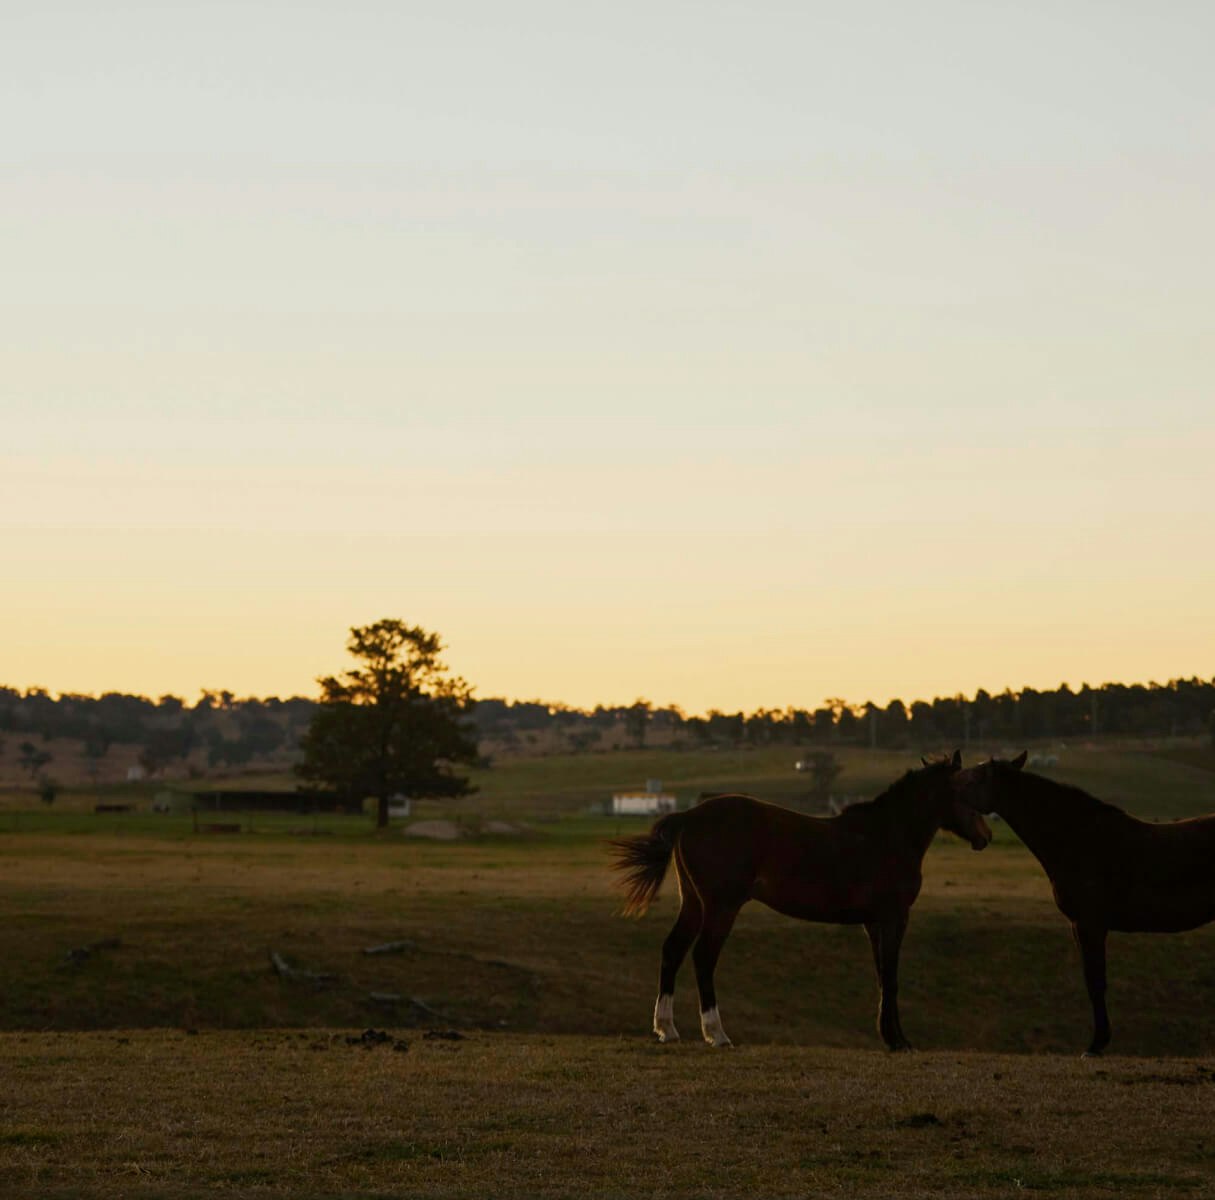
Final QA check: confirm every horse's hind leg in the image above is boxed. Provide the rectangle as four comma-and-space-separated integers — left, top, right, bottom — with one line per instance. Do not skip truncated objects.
1072, 922, 1111, 1057
692, 903, 740, 1047
654, 890, 701, 1042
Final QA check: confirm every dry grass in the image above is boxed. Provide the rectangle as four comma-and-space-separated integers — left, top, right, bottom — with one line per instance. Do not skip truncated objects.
2, 1031, 1213, 1199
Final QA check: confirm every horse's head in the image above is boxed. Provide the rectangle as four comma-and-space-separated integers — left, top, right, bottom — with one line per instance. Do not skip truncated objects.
923, 750, 992, 851
952, 750, 1027, 817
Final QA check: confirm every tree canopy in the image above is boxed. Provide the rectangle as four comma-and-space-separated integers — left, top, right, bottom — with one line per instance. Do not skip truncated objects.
295, 619, 478, 828
1, 674, 1213, 775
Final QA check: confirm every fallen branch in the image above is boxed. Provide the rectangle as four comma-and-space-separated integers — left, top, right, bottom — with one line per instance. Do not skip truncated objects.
269, 950, 337, 986
405, 995, 453, 1021
363, 990, 458, 1024
362, 940, 417, 956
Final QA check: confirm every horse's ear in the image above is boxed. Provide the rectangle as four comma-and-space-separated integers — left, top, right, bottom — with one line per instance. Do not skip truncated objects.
950, 749, 962, 770
921, 756, 931, 767
1010, 750, 1027, 770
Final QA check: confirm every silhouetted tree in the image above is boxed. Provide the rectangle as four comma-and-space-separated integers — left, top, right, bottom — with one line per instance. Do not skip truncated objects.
788, 708, 813, 745
625, 699, 652, 749
137, 743, 164, 776
882, 699, 909, 747
861, 701, 881, 747
909, 701, 936, 742
745, 708, 781, 745
804, 751, 843, 809
706, 710, 745, 744
18, 741, 51, 778
95, 692, 156, 744
296, 619, 478, 829
232, 702, 286, 758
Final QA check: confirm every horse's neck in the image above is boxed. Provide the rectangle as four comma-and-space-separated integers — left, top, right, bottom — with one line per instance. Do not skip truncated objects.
887, 791, 946, 860
995, 776, 1078, 871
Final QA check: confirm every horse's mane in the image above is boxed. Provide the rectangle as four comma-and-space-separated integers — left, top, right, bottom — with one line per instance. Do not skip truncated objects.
1009, 768, 1134, 825
846, 759, 952, 817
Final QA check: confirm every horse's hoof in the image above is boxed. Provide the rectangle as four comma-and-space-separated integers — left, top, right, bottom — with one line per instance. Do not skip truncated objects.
653, 1028, 680, 1044
705, 1036, 733, 1048
1081, 1049, 1103, 1059
699, 1007, 731, 1047
887, 1042, 915, 1054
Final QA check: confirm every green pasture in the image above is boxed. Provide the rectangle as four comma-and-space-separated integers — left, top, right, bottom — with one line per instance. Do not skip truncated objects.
4, 739, 1215, 833
1, 742, 1214, 1056
0, 742, 896, 832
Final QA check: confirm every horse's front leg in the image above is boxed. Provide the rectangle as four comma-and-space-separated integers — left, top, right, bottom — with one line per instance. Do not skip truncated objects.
1072, 922, 1111, 1057
865, 913, 912, 1052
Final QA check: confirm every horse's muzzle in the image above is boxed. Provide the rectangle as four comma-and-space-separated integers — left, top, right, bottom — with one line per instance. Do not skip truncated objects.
969, 813, 993, 851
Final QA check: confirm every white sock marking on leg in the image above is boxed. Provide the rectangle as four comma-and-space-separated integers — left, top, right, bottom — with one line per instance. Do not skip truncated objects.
700, 1006, 732, 1047
653, 993, 679, 1042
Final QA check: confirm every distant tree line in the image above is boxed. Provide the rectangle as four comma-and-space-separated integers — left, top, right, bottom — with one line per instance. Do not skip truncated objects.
474, 679, 1215, 749
0, 687, 316, 775
1, 676, 1213, 769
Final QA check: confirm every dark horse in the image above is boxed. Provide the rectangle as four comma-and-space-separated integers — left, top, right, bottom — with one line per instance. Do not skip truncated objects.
609, 752, 990, 1050
954, 752, 1215, 1056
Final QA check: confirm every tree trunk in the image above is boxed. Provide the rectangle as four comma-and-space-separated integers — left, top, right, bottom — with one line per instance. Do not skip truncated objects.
376, 793, 390, 829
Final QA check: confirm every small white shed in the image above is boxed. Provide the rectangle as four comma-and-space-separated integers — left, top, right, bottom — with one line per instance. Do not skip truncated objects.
611, 791, 677, 816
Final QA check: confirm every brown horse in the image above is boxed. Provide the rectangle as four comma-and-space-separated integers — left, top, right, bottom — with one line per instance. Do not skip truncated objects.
954, 752, 1215, 1056
609, 752, 990, 1050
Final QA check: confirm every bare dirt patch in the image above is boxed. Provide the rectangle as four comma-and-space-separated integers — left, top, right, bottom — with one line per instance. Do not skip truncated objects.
403, 819, 463, 840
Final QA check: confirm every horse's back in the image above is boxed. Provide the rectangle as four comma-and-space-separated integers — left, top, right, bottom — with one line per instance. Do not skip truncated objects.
673, 795, 827, 904
685, 793, 831, 838
1070, 811, 1215, 931
678, 793, 920, 922
1116, 811, 1215, 876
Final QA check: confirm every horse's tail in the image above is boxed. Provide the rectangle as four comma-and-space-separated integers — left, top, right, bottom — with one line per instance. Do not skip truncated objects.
608, 811, 689, 917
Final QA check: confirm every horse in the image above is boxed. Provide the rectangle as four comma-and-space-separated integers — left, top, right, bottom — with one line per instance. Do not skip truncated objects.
609, 751, 990, 1050
953, 751, 1215, 1056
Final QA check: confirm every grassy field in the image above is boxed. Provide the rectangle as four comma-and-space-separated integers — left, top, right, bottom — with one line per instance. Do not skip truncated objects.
7, 738, 1215, 825
3, 742, 1215, 1196
3, 1032, 1214, 1199
2, 743, 1215, 1048
1, 743, 916, 826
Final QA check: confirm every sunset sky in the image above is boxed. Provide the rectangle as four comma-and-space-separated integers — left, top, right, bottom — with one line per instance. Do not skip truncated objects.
4, 2, 1213, 713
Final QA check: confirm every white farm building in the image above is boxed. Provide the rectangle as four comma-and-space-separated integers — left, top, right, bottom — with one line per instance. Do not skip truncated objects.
610, 791, 677, 816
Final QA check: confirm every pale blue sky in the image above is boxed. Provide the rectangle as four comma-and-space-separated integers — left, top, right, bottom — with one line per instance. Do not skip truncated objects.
3, 2, 1213, 709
